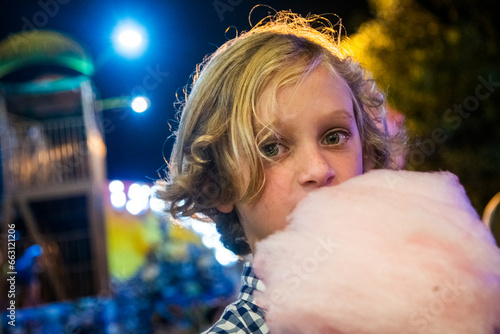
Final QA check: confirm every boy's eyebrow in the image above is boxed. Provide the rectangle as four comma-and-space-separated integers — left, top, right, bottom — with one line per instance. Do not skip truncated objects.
253, 107, 356, 136
253, 121, 279, 141
328, 108, 355, 122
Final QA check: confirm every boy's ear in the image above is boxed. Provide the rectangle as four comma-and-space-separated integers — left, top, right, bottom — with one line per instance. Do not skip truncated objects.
216, 203, 234, 213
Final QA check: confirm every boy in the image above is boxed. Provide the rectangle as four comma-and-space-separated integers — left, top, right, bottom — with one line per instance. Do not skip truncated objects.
156, 11, 404, 333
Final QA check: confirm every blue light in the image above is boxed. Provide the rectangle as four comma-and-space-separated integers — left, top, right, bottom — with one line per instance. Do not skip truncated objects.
131, 96, 149, 113
112, 20, 147, 58
26, 244, 43, 258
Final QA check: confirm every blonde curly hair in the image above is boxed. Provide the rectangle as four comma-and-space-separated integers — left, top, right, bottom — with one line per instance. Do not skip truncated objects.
156, 11, 405, 255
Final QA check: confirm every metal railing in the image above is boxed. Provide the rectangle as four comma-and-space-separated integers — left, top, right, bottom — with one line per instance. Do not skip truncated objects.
2, 116, 91, 192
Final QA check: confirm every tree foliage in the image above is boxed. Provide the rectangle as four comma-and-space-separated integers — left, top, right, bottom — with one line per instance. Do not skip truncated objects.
348, 0, 500, 213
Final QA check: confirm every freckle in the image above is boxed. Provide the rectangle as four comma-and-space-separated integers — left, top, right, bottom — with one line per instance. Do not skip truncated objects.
433, 285, 440, 292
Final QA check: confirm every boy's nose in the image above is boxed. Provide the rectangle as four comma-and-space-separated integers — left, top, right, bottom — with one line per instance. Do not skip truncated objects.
297, 147, 335, 187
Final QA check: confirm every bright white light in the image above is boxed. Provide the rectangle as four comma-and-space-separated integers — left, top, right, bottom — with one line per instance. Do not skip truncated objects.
119, 30, 142, 47
126, 199, 144, 215
131, 96, 149, 113
185, 217, 237, 266
191, 220, 215, 235
149, 196, 166, 213
189, 220, 238, 266
215, 245, 239, 266
109, 180, 124, 193
141, 184, 152, 195
112, 20, 147, 58
128, 183, 141, 199
110, 192, 127, 209
124, 182, 150, 214
128, 183, 150, 200
201, 233, 220, 249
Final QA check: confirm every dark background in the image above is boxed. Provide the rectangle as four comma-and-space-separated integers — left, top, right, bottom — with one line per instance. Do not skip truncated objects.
0, 0, 372, 182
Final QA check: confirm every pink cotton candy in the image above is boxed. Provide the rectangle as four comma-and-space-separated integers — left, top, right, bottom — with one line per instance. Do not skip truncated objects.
253, 169, 500, 334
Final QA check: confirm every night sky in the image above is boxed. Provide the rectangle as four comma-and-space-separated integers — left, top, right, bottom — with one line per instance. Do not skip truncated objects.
0, 0, 371, 183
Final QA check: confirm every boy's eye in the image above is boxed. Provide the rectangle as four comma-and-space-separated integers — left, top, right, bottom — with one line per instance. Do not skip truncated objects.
323, 130, 349, 145
262, 143, 279, 157
261, 143, 283, 158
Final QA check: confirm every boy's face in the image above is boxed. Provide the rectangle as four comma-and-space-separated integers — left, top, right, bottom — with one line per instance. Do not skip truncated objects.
219, 67, 364, 252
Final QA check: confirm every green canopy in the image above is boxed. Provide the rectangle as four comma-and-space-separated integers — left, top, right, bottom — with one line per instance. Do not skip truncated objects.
0, 30, 94, 78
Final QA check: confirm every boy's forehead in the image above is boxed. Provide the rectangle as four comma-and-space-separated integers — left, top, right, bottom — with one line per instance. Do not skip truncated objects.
253, 68, 354, 132
253, 87, 284, 133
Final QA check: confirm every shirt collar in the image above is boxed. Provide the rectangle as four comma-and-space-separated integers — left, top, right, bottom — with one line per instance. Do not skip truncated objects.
238, 262, 266, 303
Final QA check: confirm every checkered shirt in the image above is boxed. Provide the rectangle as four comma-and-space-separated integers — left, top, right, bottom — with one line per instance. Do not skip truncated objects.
203, 262, 269, 333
